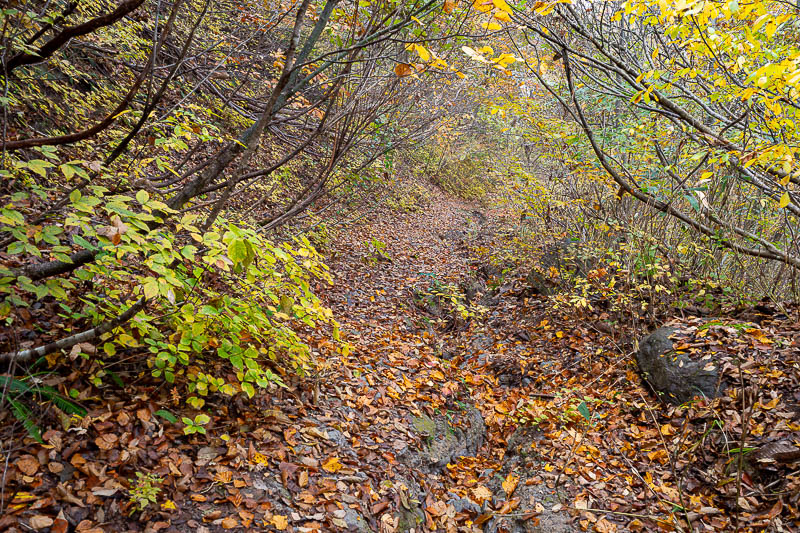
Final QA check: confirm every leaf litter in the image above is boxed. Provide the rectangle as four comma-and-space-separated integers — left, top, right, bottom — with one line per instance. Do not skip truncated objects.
4, 186, 800, 532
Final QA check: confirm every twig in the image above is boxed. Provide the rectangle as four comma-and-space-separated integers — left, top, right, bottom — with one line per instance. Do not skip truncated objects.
0, 298, 147, 363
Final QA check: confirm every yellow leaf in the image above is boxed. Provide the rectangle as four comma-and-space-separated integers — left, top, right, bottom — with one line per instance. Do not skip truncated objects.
482, 21, 502, 30
415, 45, 431, 62
161, 500, 177, 510
494, 10, 510, 21
322, 456, 343, 473
502, 473, 519, 496
492, 0, 512, 13
271, 515, 288, 530
779, 191, 790, 208
473, 0, 493, 13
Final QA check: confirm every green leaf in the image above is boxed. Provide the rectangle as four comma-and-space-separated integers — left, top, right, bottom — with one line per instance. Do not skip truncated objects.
136, 190, 151, 205
155, 409, 178, 423
227, 239, 249, 265
72, 234, 96, 251
195, 414, 210, 425
241, 382, 255, 398
577, 401, 592, 424
26, 159, 54, 177
200, 305, 219, 316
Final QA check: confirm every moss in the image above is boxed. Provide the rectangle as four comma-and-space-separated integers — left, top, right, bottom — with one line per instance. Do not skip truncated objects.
411, 414, 436, 437
397, 508, 424, 532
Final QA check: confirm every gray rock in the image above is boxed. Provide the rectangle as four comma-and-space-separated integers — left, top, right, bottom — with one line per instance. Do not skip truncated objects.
440, 228, 467, 242
406, 406, 486, 472
523, 239, 589, 296
461, 278, 487, 304
484, 432, 575, 533
446, 494, 482, 514
326, 429, 349, 449
637, 327, 723, 404
342, 508, 371, 533
506, 426, 544, 458
393, 475, 425, 533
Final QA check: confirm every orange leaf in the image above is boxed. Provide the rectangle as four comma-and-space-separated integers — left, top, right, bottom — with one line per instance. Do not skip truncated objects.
215, 470, 233, 484
271, 515, 288, 530
501, 472, 519, 496
394, 64, 412, 77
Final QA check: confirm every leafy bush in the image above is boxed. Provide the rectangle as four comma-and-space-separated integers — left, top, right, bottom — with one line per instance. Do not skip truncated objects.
1, 183, 337, 409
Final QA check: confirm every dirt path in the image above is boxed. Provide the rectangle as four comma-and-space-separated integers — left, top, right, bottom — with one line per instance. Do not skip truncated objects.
295, 189, 575, 532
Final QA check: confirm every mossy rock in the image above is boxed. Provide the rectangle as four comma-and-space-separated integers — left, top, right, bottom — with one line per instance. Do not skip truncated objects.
409, 407, 485, 471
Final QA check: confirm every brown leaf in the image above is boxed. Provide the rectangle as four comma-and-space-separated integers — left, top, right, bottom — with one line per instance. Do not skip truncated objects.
752, 439, 800, 464
394, 64, 412, 77
95, 433, 118, 450
51, 511, 69, 533
474, 513, 494, 526
29, 516, 54, 529
16, 454, 39, 476
56, 483, 85, 507
220, 516, 238, 529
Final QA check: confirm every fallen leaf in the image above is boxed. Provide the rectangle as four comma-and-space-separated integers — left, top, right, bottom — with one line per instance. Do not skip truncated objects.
271, 514, 289, 530
322, 456, 343, 473
502, 472, 519, 496
220, 516, 238, 529
16, 455, 39, 476
29, 516, 54, 529
472, 485, 492, 503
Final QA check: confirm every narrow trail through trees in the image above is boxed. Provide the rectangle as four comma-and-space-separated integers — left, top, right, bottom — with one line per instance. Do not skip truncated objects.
288, 188, 578, 532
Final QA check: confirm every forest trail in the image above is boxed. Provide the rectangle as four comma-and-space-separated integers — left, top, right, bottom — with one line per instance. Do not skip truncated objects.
254, 187, 581, 533
252, 185, 800, 533
7, 0, 800, 530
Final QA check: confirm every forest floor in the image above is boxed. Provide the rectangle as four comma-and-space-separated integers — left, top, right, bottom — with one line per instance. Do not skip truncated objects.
6, 186, 800, 533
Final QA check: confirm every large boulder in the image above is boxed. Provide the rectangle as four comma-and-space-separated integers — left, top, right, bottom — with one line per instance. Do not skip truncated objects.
637, 327, 723, 404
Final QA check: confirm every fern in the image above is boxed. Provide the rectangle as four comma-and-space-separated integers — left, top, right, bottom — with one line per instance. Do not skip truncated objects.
40, 387, 87, 417
1, 376, 86, 440
0, 375, 32, 395
8, 399, 43, 444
